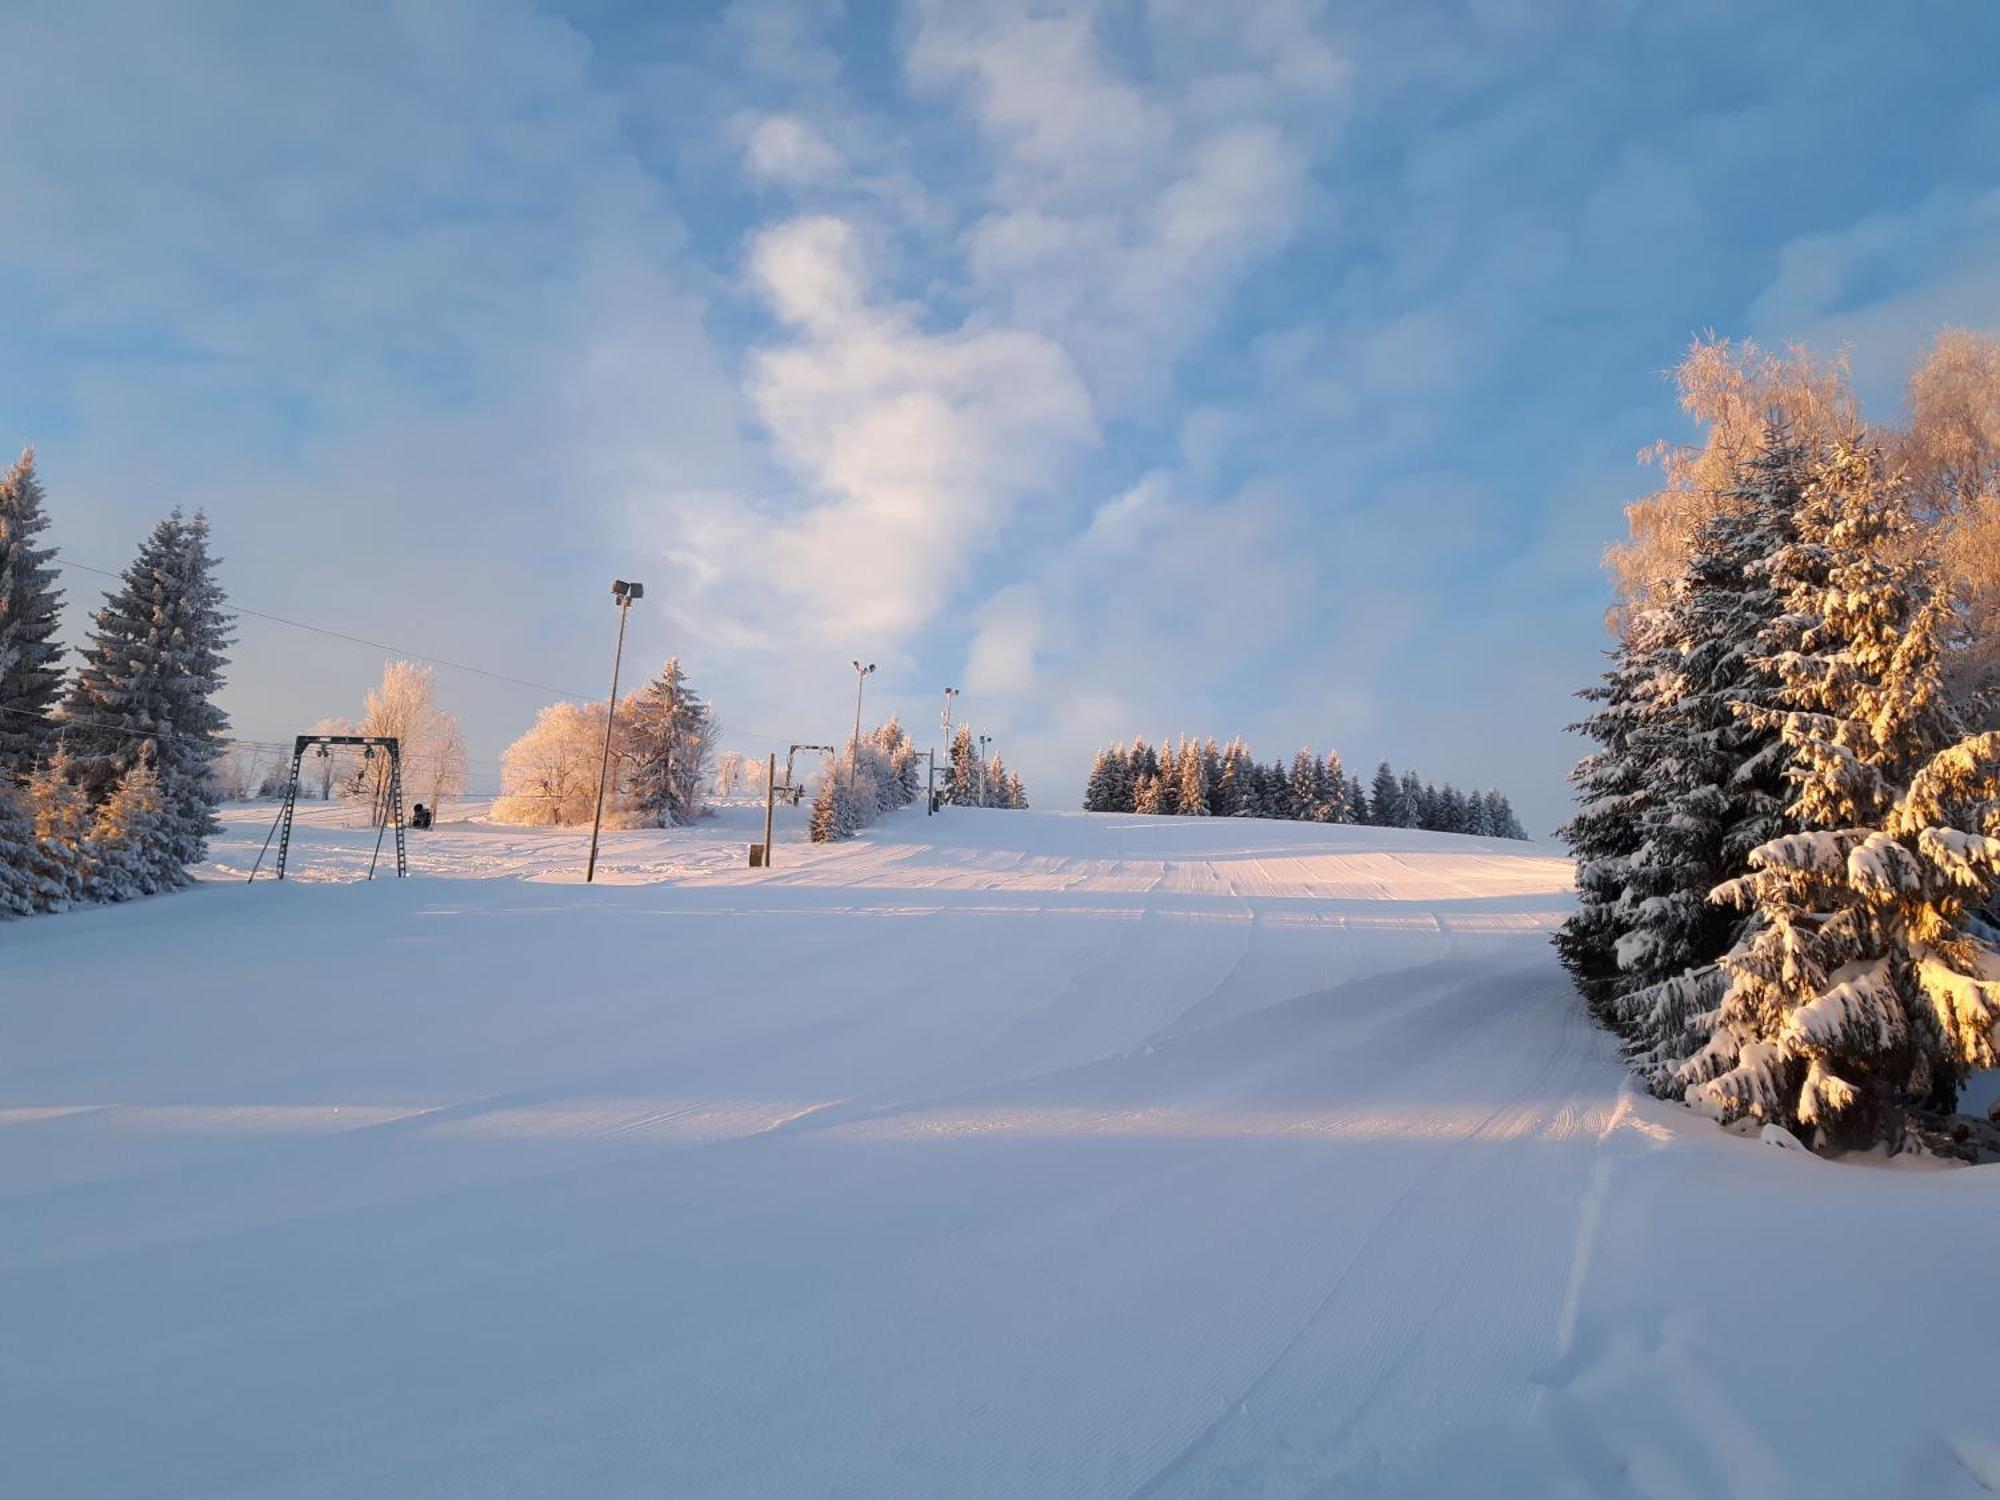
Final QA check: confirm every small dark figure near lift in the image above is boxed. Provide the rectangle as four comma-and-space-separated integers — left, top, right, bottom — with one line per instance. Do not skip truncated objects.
411, 803, 433, 830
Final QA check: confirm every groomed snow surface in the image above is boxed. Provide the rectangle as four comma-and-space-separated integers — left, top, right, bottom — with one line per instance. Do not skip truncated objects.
5, 800, 1998, 1498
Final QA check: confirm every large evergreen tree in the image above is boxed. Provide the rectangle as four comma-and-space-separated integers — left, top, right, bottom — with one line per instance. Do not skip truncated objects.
0, 780, 39, 915
1555, 605, 1679, 1018
64, 510, 231, 877
1680, 441, 2000, 1149
0, 449, 65, 782
1612, 436, 1803, 1084
623, 657, 717, 827
1368, 760, 1400, 827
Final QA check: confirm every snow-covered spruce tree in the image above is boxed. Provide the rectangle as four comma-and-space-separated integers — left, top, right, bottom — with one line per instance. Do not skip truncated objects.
1006, 772, 1027, 809
0, 779, 40, 915
1679, 440, 2000, 1149
1288, 748, 1319, 821
1212, 739, 1247, 817
1176, 739, 1210, 815
1398, 770, 1425, 829
0, 449, 65, 782
1344, 774, 1370, 824
1555, 603, 1683, 1021
1612, 436, 1805, 1085
1368, 760, 1400, 827
1083, 746, 1120, 811
624, 657, 718, 827
1321, 752, 1348, 823
83, 761, 173, 903
948, 724, 978, 806
25, 749, 92, 910
64, 510, 231, 878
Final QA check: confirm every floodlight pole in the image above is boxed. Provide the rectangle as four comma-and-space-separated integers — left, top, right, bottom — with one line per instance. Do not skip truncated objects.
940, 686, 958, 806
586, 579, 643, 883
978, 733, 992, 807
848, 659, 875, 796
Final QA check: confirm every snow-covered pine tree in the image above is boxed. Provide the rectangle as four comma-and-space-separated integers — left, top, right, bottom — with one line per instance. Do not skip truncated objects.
1679, 440, 2000, 1149
1556, 605, 1681, 1019
1288, 748, 1318, 822
26, 749, 91, 909
1399, 770, 1425, 829
1345, 774, 1370, 824
0, 779, 39, 915
1439, 785, 1467, 834
1132, 770, 1162, 815
1212, 739, 1248, 817
1369, 760, 1400, 827
1083, 747, 1119, 811
986, 751, 1013, 809
1613, 434, 1805, 1086
949, 724, 978, 806
1156, 739, 1180, 816
1177, 739, 1211, 815
83, 761, 172, 902
1318, 752, 1345, 823
64, 510, 231, 877
622, 657, 717, 827
0, 449, 65, 782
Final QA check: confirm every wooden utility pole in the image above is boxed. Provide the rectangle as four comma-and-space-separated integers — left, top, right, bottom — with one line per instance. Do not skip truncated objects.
761, 751, 777, 868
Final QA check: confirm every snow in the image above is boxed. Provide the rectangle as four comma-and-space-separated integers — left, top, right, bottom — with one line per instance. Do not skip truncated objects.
4, 802, 1998, 1497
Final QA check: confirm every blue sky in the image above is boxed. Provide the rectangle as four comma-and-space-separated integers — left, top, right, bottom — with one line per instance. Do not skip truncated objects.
6, 0, 1998, 829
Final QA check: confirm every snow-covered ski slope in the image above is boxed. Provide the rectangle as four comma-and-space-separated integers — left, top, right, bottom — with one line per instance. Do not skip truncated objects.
5, 802, 1998, 1498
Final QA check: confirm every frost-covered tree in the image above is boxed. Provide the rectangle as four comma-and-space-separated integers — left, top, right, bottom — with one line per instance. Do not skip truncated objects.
0, 780, 40, 915
1344, 774, 1370, 824
1368, 760, 1400, 827
1132, 770, 1163, 815
352, 662, 464, 825
1084, 745, 1124, 811
1287, 748, 1319, 821
1176, 738, 1210, 815
714, 750, 749, 798
1556, 606, 1680, 1017
26, 750, 92, 909
1212, 739, 1248, 817
1321, 752, 1348, 823
623, 658, 717, 827
1155, 739, 1180, 816
493, 701, 613, 826
64, 510, 231, 873
811, 721, 917, 839
1679, 441, 2000, 1149
948, 724, 979, 806
0, 449, 65, 782
1611, 436, 1804, 1082
83, 761, 173, 902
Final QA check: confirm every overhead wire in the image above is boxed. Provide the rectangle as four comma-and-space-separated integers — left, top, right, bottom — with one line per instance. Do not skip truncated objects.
55, 558, 800, 751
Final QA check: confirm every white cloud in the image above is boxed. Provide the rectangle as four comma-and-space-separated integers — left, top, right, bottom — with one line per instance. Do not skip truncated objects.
743, 114, 846, 186
644, 213, 1094, 666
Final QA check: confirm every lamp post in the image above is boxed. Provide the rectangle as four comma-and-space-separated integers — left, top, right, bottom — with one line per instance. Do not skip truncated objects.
978, 733, 992, 808
844, 660, 876, 792
586, 579, 643, 883
939, 686, 958, 807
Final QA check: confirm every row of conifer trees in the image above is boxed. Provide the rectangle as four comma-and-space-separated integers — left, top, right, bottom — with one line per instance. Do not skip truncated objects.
0, 450, 234, 916
1558, 428, 2000, 1152
1081, 737, 1526, 837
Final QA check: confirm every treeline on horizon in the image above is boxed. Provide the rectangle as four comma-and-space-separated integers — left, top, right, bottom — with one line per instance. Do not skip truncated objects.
1081, 737, 1527, 838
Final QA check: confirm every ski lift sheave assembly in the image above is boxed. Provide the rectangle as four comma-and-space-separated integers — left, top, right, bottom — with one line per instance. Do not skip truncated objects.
247, 734, 410, 882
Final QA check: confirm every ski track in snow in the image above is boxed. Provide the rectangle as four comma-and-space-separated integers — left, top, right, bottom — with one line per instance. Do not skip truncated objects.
3, 800, 1997, 1498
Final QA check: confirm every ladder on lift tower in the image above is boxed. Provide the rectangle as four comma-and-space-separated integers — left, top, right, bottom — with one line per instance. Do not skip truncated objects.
248, 734, 409, 882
